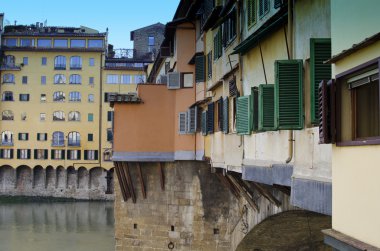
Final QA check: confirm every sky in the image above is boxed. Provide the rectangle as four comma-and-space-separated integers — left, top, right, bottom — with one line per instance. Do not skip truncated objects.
0, 0, 180, 48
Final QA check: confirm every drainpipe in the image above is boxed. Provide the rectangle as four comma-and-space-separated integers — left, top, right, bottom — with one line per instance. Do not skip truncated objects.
285, 0, 294, 164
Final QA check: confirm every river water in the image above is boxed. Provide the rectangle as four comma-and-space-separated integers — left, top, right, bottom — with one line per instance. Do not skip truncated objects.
0, 201, 114, 251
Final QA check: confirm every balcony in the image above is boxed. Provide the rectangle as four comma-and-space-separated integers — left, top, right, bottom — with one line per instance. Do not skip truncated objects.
68, 140, 81, 147
51, 140, 65, 147
1, 141, 14, 146
0, 64, 22, 71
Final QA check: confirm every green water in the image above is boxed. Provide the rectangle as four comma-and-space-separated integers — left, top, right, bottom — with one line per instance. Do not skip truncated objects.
0, 201, 114, 251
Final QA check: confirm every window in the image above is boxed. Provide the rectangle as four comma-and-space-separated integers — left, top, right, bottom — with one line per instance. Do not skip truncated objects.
54, 74, 66, 84
20, 38, 34, 47
68, 132, 80, 146
70, 39, 85, 48
35, 149, 48, 160
52, 131, 64, 146
88, 134, 93, 141
2, 91, 13, 101
21, 112, 27, 121
69, 91, 81, 102
84, 150, 98, 160
41, 76, 46, 85
53, 111, 65, 121
40, 94, 46, 102
214, 28, 222, 60
52, 149, 64, 160
68, 111, 81, 121
89, 58, 95, 66
18, 133, 29, 141
67, 150, 81, 160
178, 112, 187, 134
222, 9, 237, 47
53, 91, 65, 102
104, 149, 112, 161
69, 74, 81, 84
134, 75, 145, 84
3, 55, 15, 67
2, 110, 14, 121
70, 56, 82, 69
53, 39, 68, 48
195, 55, 205, 83
107, 128, 113, 141
40, 113, 46, 121
3, 73, 15, 84
148, 36, 155, 46
88, 94, 94, 102
88, 113, 94, 122
89, 77, 94, 85
259, 0, 269, 18
37, 133, 47, 141
22, 76, 28, 84
107, 111, 114, 122
88, 39, 103, 48
107, 74, 119, 84
4, 38, 17, 47
19, 94, 30, 101
37, 39, 52, 48
0, 149, 13, 159
207, 52, 212, 80
121, 75, 131, 84
336, 61, 380, 144
247, 0, 257, 27
183, 73, 193, 88
41, 57, 47, 66
23, 57, 28, 65
54, 56, 66, 70
18, 149, 31, 159
1, 131, 14, 145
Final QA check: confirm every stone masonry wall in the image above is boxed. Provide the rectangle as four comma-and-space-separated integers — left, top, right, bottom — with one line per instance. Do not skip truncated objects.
133, 23, 165, 60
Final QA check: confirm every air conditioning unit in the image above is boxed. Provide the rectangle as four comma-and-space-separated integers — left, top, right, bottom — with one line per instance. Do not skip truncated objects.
205, 91, 213, 98
167, 72, 181, 89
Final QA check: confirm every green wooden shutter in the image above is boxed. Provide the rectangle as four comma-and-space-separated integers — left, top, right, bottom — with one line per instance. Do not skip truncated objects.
44, 150, 48, 159
259, 84, 276, 131
310, 38, 331, 124
248, 0, 256, 26
37, 133, 40, 141
223, 97, 229, 134
251, 87, 259, 131
0, 149, 3, 158
10, 149, 13, 159
17, 149, 20, 159
27, 149, 31, 159
274, 0, 282, 8
195, 55, 205, 83
34, 149, 38, 159
275, 60, 304, 130
77, 150, 81, 160
94, 150, 98, 160
202, 111, 208, 136
84, 150, 88, 160
207, 103, 214, 134
67, 150, 71, 160
18, 133, 21, 140
236, 95, 252, 135
51, 150, 54, 159
218, 97, 223, 131
26, 134, 29, 141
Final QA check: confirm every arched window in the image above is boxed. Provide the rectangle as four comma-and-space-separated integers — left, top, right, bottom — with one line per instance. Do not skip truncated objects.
1, 131, 13, 145
69, 74, 81, 84
53, 111, 65, 121
2, 91, 13, 101
2, 110, 14, 120
68, 111, 81, 121
54, 56, 66, 69
52, 131, 64, 146
70, 56, 82, 69
69, 91, 81, 102
3, 55, 15, 67
53, 91, 65, 102
54, 74, 66, 84
2, 73, 15, 84
68, 131, 80, 146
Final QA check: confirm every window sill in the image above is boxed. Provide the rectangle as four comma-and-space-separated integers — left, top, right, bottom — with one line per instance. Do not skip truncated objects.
337, 138, 380, 146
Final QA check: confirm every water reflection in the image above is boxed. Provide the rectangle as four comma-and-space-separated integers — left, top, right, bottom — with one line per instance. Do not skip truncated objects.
0, 202, 114, 251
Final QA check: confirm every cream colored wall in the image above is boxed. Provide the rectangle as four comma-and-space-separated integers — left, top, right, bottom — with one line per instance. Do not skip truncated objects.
0, 49, 103, 169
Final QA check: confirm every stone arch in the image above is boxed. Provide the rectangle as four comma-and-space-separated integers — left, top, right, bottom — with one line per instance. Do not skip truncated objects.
16, 165, 32, 191
56, 166, 66, 189
77, 166, 89, 189
0, 165, 15, 191
236, 210, 332, 251
33, 165, 45, 189
66, 166, 76, 189
45, 166, 55, 189
89, 167, 106, 190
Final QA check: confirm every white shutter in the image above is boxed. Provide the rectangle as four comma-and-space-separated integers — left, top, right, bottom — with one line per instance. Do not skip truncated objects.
178, 112, 187, 134
167, 72, 181, 89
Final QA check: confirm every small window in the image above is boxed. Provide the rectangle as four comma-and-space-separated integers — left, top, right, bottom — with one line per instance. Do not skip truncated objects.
2, 91, 13, 101
41, 57, 47, 66
89, 58, 95, 66
88, 39, 103, 48
183, 73, 193, 88
1, 149, 13, 159
37, 39, 52, 48
41, 76, 46, 85
37, 133, 47, 141
69, 74, 81, 84
52, 131, 64, 146
68, 111, 81, 121
68, 132, 81, 146
68, 150, 81, 160
69, 91, 81, 102
4, 38, 17, 47
107, 74, 119, 84
1, 131, 14, 145
89, 77, 94, 85
53, 91, 65, 102
2, 110, 14, 121
54, 74, 66, 84
20, 38, 34, 47
70, 39, 86, 48
107, 111, 114, 122
70, 56, 82, 69
88, 133, 93, 141
22, 76, 28, 84
88, 113, 94, 122
40, 94, 46, 102
107, 128, 113, 141
121, 75, 131, 84
23, 57, 28, 65
88, 94, 94, 103
148, 36, 155, 46
35, 149, 48, 160
19, 94, 30, 102
53, 39, 68, 48
18, 133, 29, 141
21, 112, 27, 121
53, 111, 65, 121
54, 55, 66, 70
2, 73, 15, 84
85, 150, 98, 160
18, 149, 31, 159
52, 149, 64, 160
40, 113, 46, 121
